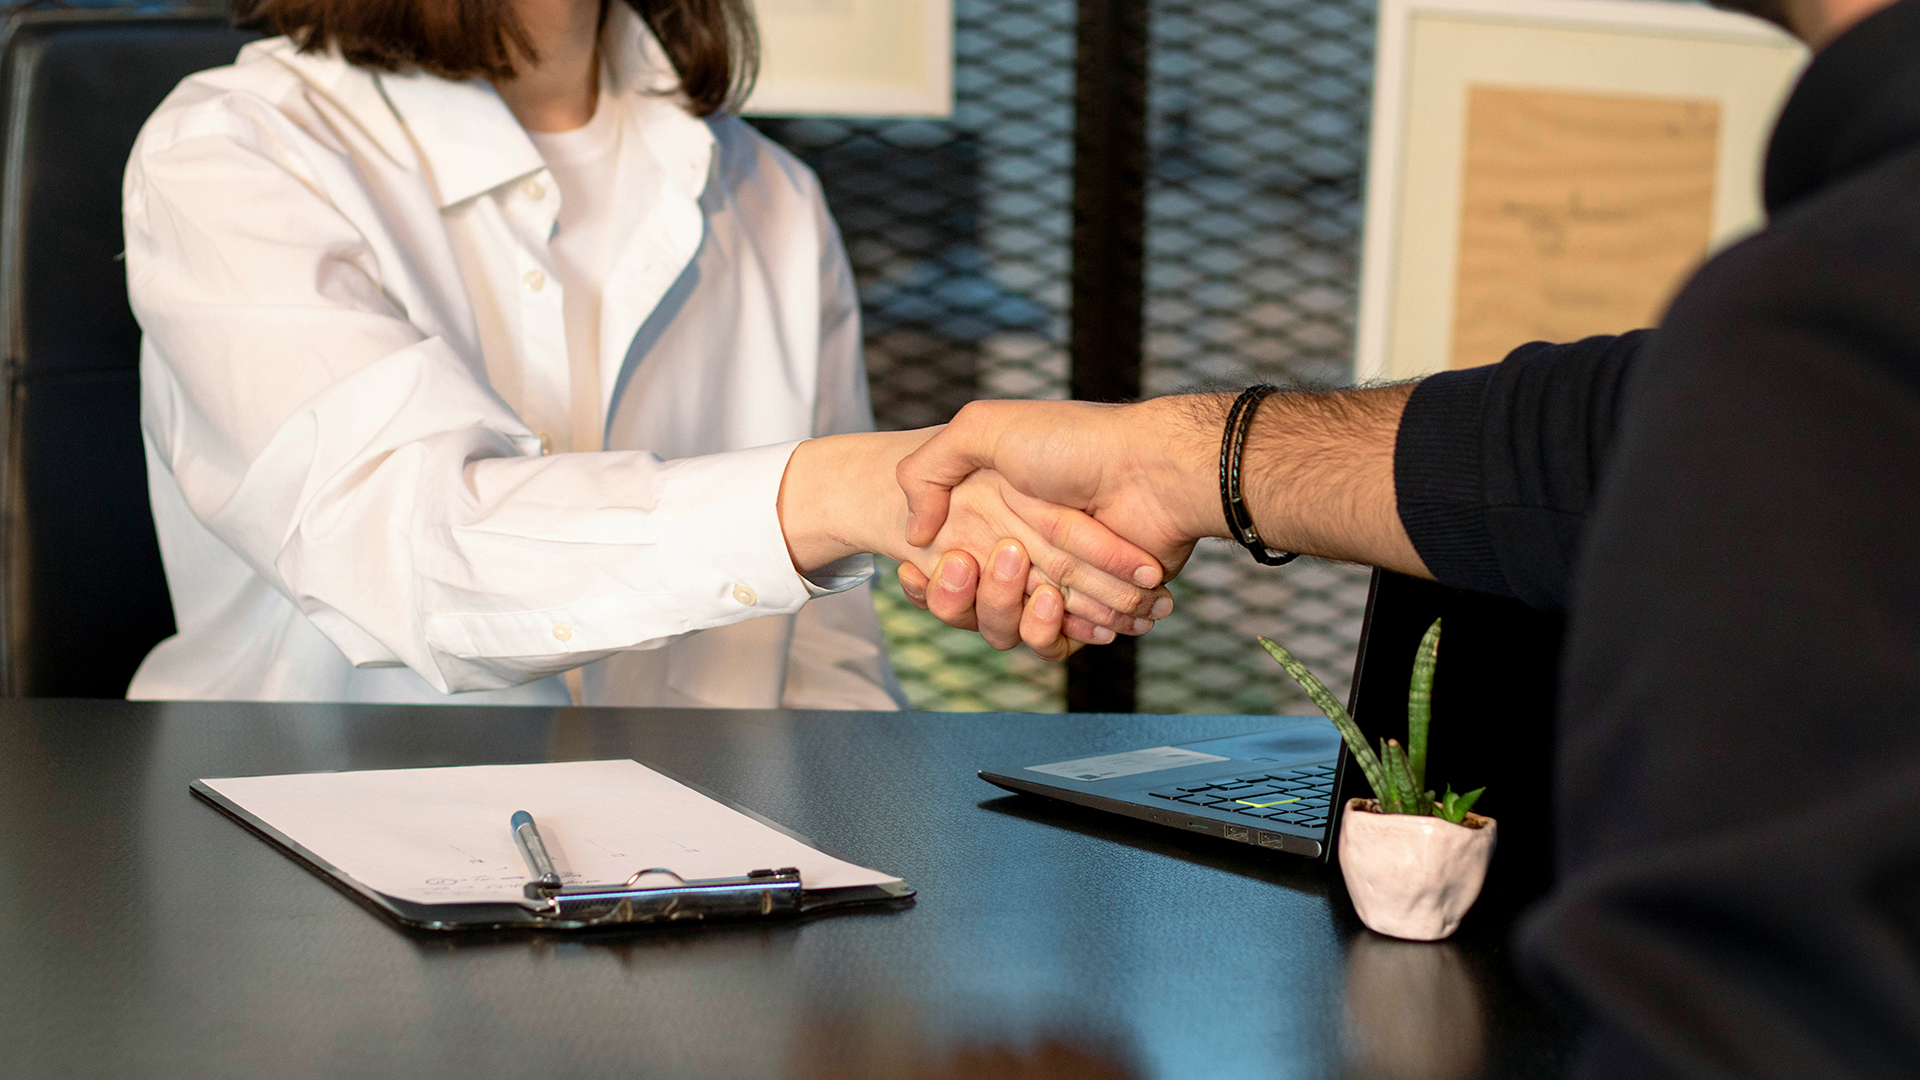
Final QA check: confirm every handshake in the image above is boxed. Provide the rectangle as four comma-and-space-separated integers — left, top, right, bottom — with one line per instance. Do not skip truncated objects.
777, 386, 1428, 662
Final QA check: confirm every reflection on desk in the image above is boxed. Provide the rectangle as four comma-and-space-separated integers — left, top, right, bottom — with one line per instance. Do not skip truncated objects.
1346, 934, 1487, 1080
0, 699, 1571, 1078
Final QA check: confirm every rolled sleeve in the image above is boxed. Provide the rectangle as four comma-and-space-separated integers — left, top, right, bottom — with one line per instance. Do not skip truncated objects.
1394, 331, 1647, 609
1395, 365, 1505, 595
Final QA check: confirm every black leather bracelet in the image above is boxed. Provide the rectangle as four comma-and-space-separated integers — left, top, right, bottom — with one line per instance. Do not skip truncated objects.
1219, 385, 1299, 567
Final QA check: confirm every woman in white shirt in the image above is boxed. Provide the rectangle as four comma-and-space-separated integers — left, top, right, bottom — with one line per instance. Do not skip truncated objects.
123, 0, 1170, 709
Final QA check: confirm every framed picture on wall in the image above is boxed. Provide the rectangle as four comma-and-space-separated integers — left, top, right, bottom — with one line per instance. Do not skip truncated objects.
1353, 0, 1806, 381
742, 0, 954, 118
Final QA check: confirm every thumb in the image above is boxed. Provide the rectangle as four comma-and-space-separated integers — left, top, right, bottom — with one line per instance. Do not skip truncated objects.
897, 416, 996, 546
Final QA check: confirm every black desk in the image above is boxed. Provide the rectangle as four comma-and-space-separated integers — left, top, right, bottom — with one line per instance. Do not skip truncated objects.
0, 700, 1570, 1078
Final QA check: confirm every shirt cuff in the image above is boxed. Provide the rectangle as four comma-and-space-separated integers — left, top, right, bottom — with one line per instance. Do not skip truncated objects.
653, 441, 819, 621
1394, 366, 1510, 596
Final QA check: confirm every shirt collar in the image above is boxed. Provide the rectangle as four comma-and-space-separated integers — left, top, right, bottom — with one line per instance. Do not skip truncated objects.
373, 1, 698, 209
1764, 0, 1920, 214
375, 69, 544, 209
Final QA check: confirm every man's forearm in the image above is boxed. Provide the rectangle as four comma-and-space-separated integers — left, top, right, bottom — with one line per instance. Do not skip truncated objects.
1115, 387, 1428, 575
1234, 384, 1429, 576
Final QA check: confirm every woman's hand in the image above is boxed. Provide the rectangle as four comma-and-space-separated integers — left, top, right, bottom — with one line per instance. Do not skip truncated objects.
895, 544, 1102, 662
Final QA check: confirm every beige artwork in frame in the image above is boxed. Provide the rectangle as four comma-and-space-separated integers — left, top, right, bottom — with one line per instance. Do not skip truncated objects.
1354, 0, 1806, 381
742, 0, 954, 118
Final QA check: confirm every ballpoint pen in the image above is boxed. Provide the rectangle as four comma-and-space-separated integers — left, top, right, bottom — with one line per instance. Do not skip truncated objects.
510, 810, 563, 890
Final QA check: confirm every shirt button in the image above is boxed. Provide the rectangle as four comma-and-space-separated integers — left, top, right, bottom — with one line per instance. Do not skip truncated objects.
523, 177, 547, 200
524, 269, 546, 292
731, 584, 758, 606
552, 622, 572, 642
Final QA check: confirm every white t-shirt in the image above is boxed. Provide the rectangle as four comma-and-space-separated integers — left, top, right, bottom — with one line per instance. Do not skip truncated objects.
528, 86, 624, 453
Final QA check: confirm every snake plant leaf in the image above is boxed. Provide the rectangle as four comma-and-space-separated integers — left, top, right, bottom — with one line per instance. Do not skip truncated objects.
1408, 618, 1441, 790
1376, 738, 1406, 812
1258, 637, 1395, 808
1384, 740, 1422, 817
1437, 785, 1486, 825
1452, 786, 1484, 819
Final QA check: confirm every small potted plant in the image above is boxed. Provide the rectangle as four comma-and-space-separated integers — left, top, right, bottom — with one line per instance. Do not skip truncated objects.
1260, 619, 1495, 941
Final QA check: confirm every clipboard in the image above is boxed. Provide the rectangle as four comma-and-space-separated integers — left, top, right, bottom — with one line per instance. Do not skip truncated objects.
191, 765, 915, 933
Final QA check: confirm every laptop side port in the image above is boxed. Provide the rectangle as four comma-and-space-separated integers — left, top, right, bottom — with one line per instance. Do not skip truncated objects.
1257, 829, 1323, 857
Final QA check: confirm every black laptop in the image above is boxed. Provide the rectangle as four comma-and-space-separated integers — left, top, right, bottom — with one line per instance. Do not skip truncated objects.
981, 571, 1565, 896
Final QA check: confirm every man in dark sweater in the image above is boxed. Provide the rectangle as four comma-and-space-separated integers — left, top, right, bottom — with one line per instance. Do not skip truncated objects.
894, 0, 1920, 1075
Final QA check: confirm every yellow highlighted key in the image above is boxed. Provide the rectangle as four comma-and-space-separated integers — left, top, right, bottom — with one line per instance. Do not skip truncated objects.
1235, 797, 1301, 809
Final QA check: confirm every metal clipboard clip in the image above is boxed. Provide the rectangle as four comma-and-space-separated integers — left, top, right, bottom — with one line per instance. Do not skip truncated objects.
509, 811, 806, 926
521, 865, 805, 925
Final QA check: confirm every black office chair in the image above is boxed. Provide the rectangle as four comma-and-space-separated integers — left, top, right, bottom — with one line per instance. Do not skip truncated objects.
0, 7, 256, 696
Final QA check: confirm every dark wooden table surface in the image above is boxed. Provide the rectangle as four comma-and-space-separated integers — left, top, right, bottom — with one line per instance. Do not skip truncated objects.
0, 699, 1571, 1079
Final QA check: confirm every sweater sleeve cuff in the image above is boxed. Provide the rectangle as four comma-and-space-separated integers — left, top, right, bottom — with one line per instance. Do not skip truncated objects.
1394, 367, 1512, 596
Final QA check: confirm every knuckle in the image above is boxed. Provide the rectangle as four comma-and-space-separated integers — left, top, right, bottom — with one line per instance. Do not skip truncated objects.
1040, 549, 1079, 590
952, 399, 993, 430
1036, 508, 1074, 548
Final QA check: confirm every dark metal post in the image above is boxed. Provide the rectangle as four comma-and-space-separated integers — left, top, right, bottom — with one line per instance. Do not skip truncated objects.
1066, 0, 1150, 713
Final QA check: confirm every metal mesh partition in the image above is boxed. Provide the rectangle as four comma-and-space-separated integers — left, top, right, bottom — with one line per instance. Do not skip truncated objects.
752, 0, 1079, 713
1134, 0, 1378, 715
760, 0, 1379, 714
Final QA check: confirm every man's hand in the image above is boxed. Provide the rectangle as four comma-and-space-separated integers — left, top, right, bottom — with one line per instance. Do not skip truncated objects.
890, 397, 1220, 661
898, 397, 1224, 572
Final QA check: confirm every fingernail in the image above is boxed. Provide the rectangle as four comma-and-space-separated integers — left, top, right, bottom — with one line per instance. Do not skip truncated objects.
939, 557, 969, 589
1151, 597, 1173, 620
1131, 618, 1152, 635
1034, 589, 1062, 619
1133, 566, 1159, 588
992, 544, 1022, 582
1092, 626, 1116, 644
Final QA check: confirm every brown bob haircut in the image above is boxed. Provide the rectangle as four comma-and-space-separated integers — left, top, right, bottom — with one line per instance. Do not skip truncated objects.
231, 0, 758, 117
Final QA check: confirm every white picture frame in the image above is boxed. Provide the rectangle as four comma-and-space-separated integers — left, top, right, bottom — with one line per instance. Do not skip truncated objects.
1353, 0, 1806, 381
742, 0, 954, 119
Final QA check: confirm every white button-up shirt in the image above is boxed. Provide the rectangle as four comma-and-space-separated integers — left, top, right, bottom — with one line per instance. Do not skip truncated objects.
123, 7, 905, 710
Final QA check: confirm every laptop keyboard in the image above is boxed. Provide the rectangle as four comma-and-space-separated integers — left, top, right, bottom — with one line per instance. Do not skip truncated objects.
1146, 763, 1337, 829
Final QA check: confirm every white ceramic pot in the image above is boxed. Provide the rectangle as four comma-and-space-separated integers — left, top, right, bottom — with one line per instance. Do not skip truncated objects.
1337, 798, 1496, 941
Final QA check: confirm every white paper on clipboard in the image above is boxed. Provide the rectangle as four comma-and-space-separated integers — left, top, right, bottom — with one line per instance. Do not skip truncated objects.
201, 760, 900, 906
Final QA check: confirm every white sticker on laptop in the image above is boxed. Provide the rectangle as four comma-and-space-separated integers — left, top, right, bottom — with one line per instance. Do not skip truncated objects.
1025, 746, 1230, 783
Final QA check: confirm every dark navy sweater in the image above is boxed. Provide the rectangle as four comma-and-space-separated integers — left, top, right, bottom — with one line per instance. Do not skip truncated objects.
1391, 3, 1920, 1076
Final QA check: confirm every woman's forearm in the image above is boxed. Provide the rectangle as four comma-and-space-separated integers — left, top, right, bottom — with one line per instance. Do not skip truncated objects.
776, 430, 925, 574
